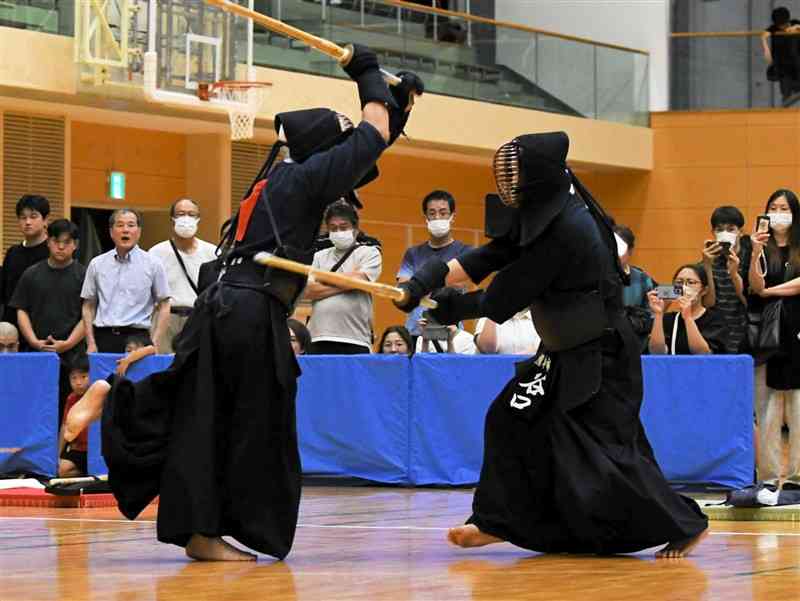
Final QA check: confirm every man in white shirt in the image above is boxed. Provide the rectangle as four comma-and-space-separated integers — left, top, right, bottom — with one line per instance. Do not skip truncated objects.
474, 310, 540, 355
149, 199, 218, 353
304, 201, 382, 354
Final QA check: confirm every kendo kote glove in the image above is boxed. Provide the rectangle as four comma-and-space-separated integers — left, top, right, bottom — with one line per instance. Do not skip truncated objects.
393, 258, 450, 312
427, 288, 484, 325
388, 71, 425, 146
341, 44, 398, 110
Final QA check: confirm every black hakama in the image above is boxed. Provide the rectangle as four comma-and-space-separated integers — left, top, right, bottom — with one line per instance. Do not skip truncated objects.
102, 286, 301, 558
99, 120, 388, 559
453, 192, 708, 554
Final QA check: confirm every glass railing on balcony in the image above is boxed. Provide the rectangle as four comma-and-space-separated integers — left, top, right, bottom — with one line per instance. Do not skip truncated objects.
0, 0, 650, 126
253, 0, 649, 126
0, 0, 73, 35
670, 30, 799, 110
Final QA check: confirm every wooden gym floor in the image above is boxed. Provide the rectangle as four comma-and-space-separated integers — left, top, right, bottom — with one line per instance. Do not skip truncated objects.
1, 486, 799, 601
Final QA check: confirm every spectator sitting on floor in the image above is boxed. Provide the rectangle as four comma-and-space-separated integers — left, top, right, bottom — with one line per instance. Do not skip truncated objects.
378, 325, 414, 356
647, 263, 727, 355
149, 198, 218, 353
0, 322, 19, 353
1, 195, 51, 331
116, 332, 157, 376
701, 206, 752, 354
81, 208, 171, 354
415, 315, 476, 355
397, 190, 472, 341
58, 356, 91, 478
474, 309, 540, 355
304, 201, 382, 355
288, 318, 311, 356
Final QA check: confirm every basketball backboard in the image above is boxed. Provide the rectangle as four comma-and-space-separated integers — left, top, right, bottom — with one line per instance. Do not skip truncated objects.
75, 0, 254, 98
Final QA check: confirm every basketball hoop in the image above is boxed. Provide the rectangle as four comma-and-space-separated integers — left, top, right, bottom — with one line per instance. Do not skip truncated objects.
198, 80, 271, 141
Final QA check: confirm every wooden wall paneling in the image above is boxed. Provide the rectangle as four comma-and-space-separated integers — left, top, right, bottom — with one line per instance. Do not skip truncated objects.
654, 126, 749, 168
747, 166, 799, 211
746, 126, 799, 166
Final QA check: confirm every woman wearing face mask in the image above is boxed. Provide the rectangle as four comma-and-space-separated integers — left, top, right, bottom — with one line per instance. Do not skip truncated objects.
749, 188, 800, 489
647, 264, 727, 355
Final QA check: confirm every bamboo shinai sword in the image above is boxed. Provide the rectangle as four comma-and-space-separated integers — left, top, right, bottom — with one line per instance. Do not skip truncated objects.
253, 252, 438, 309
203, 0, 403, 86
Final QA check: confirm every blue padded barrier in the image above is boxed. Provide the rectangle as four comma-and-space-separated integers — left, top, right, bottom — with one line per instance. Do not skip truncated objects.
1, 354, 754, 488
0, 353, 60, 476
640, 355, 754, 488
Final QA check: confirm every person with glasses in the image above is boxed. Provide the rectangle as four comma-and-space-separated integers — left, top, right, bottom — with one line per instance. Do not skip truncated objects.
647, 263, 727, 355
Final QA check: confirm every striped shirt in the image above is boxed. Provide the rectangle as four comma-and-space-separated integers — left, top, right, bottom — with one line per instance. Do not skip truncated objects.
710, 238, 751, 354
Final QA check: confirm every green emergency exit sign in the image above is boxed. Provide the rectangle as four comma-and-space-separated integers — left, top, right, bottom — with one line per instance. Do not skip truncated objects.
109, 171, 126, 200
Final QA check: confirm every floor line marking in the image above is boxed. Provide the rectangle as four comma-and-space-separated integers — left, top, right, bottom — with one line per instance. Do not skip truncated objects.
2, 518, 800, 537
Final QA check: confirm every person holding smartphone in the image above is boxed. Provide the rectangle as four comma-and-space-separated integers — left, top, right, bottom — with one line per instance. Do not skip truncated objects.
647, 263, 727, 355
700, 206, 753, 354
748, 188, 800, 489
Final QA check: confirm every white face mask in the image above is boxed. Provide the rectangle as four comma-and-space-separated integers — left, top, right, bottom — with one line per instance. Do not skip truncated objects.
427, 218, 451, 238
715, 231, 738, 246
173, 216, 198, 239
768, 212, 793, 228
329, 230, 354, 250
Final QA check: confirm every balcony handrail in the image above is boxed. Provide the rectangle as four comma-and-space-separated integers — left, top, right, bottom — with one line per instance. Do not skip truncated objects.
364, 0, 649, 55
671, 30, 800, 38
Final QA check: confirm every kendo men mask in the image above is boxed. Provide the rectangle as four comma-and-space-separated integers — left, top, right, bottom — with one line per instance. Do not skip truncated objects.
493, 131, 569, 207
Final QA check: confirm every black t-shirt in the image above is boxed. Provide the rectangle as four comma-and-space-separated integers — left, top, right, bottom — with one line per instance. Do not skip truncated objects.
767, 20, 800, 66
1, 240, 50, 324
661, 309, 728, 355
9, 260, 87, 341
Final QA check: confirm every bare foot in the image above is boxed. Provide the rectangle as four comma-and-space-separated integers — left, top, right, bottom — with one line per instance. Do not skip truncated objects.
185, 535, 257, 562
655, 528, 708, 559
447, 524, 504, 548
64, 380, 111, 442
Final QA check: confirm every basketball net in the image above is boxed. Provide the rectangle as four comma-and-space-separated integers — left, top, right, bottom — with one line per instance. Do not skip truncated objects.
199, 81, 270, 141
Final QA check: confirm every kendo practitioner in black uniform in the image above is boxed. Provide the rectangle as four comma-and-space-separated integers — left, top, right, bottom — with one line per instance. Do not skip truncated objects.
64, 45, 423, 562
395, 132, 709, 559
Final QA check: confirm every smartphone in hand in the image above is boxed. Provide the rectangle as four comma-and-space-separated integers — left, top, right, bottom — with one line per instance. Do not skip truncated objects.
655, 284, 683, 300
757, 214, 771, 233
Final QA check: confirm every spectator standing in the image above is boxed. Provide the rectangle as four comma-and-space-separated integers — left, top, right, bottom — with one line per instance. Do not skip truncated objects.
474, 309, 540, 355
149, 199, 217, 353
81, 209, 171, 354
10, 220, 87, 423
287, 319, 311, 356
11, 219, 86, 361
1, 195, 50, 328
378, 325, 414, 356
701, 206, 752, 354
397, 190, 472, 338
0, 322, 19, 353
749, 189, 800, 488
305, 201, 382, 354
614, 225, 656, 310
762, 7, 800, 106
647, 263, 727, 355
58, 357, 90, 478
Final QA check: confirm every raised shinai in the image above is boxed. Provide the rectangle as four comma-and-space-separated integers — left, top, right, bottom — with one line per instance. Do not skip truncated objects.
65, 44, 423, 562
395, 132, 709, 559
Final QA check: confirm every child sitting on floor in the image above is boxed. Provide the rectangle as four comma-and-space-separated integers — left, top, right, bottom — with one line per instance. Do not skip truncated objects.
58, 356, 91, 477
